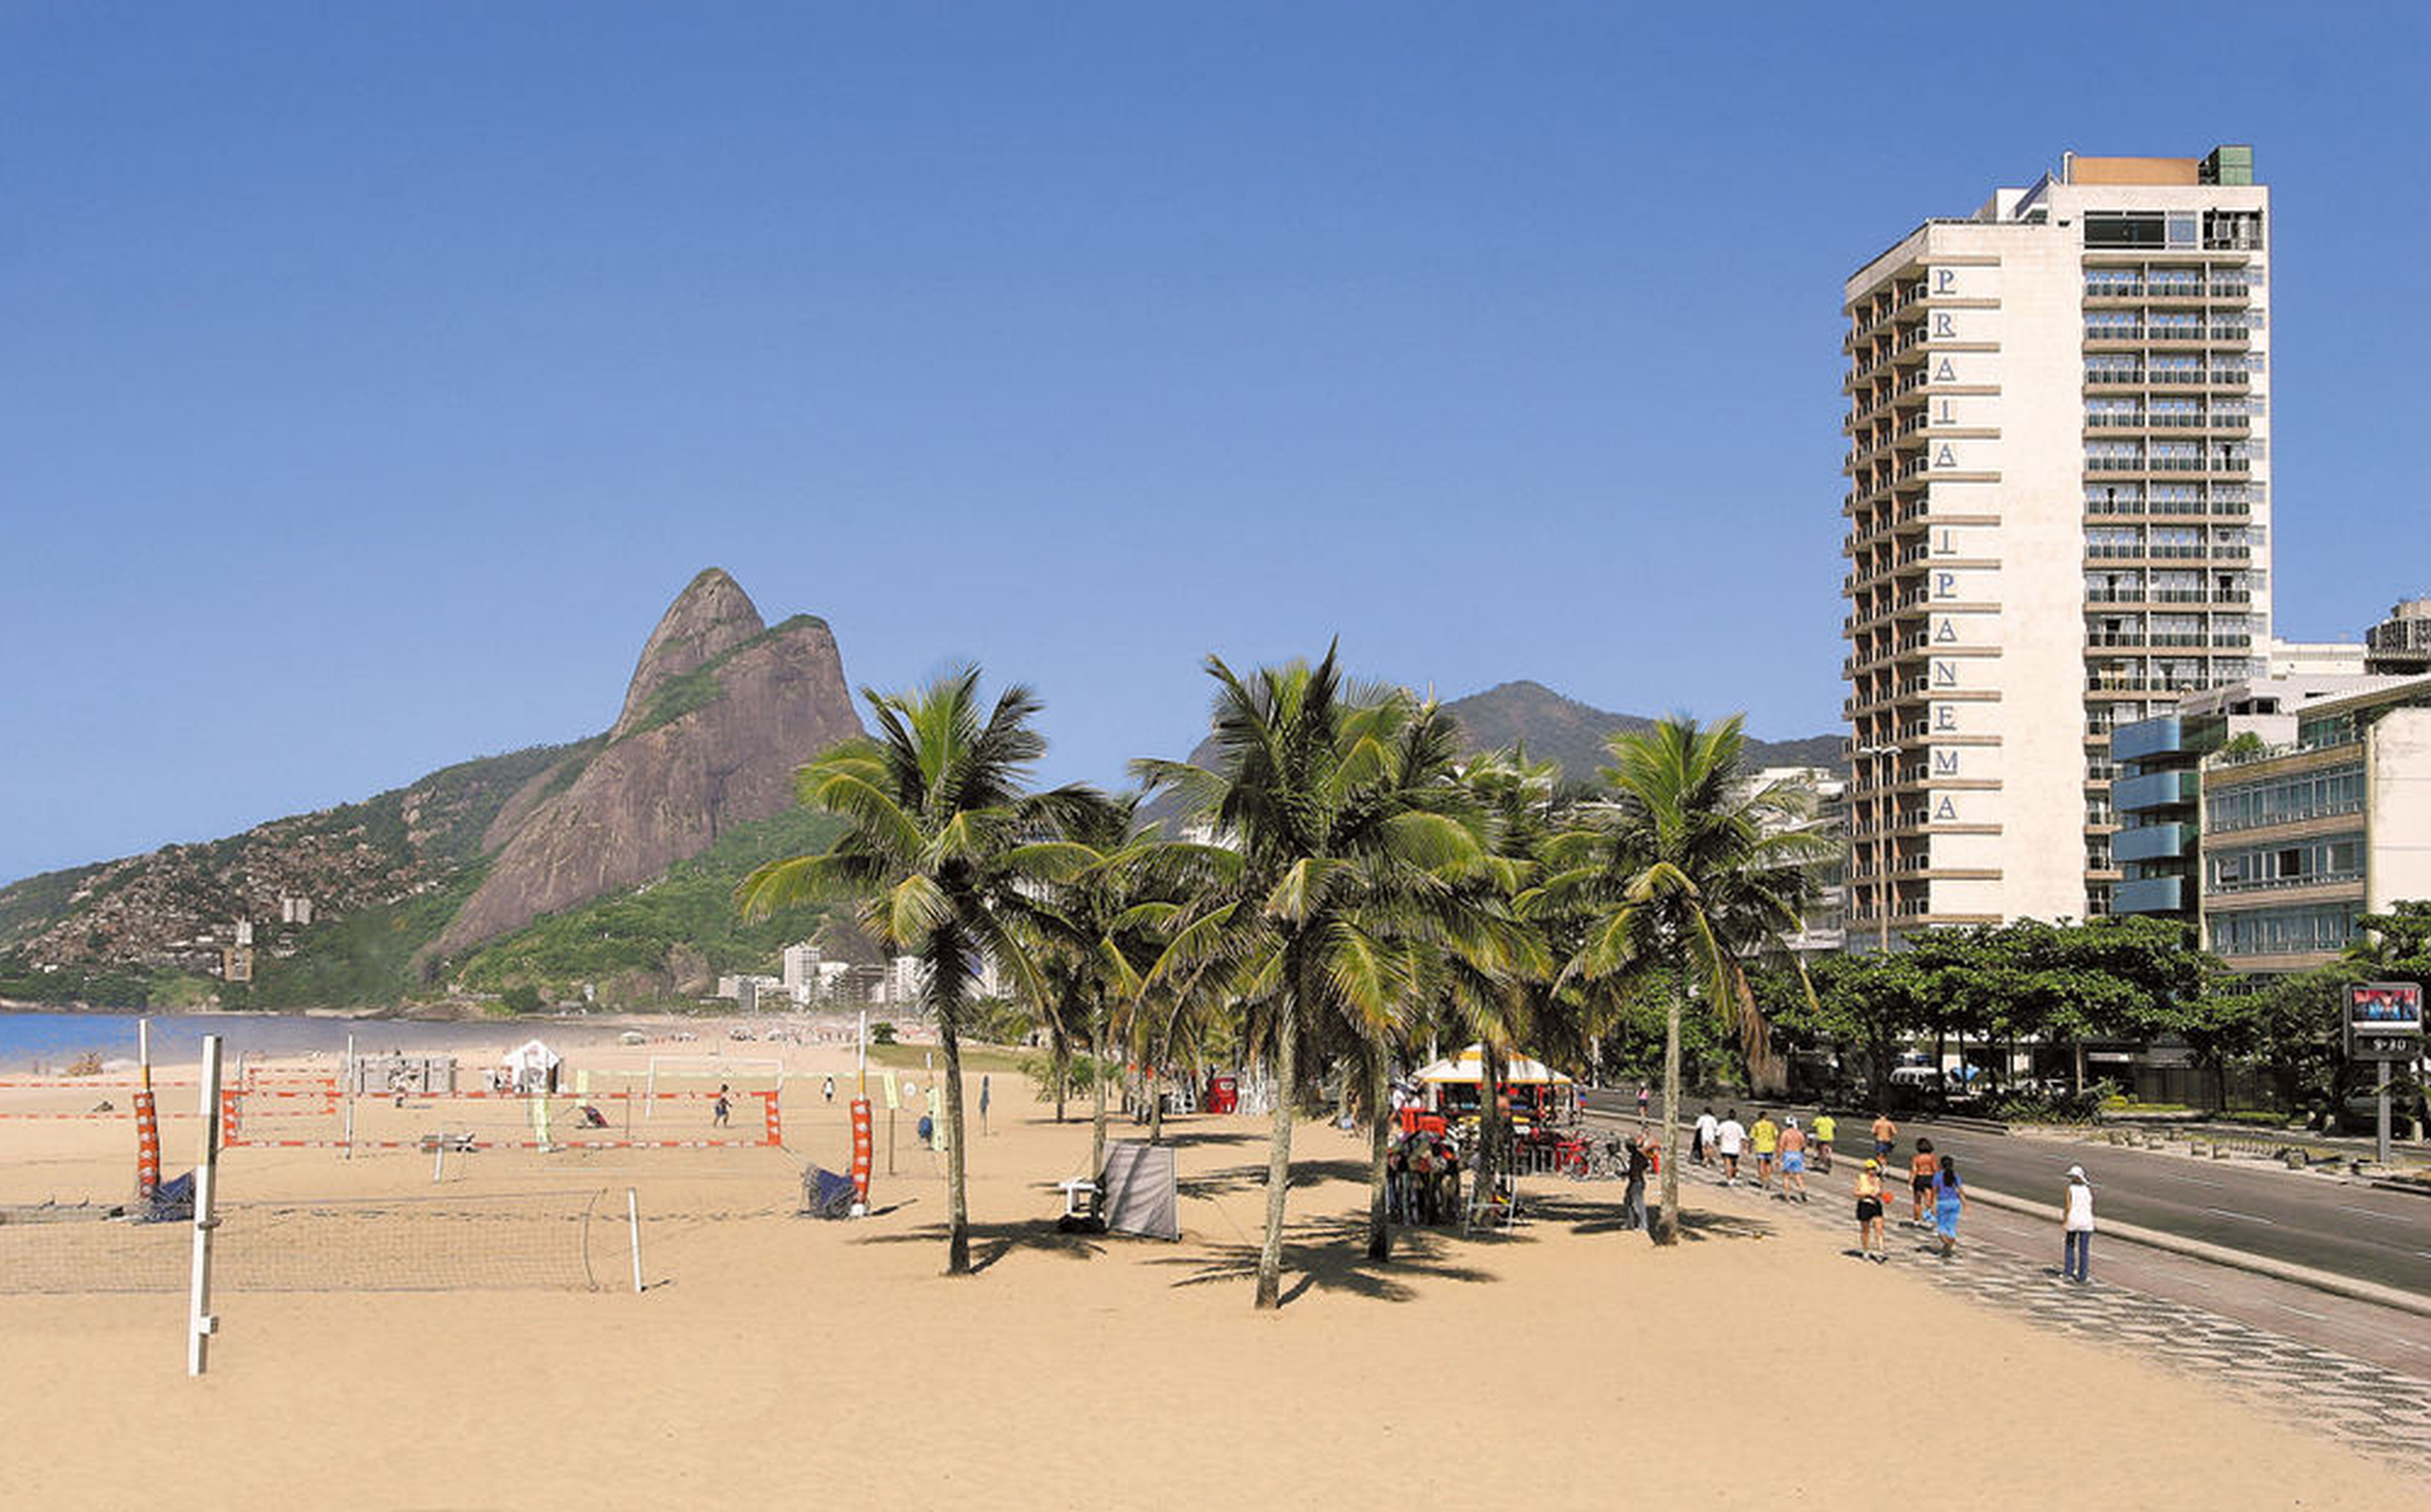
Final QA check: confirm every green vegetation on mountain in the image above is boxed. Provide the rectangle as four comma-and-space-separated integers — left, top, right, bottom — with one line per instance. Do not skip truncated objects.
0, 860, 113, 947
454, 805, 844, 1001
237, 871, 493, 1009
616, 614, 834, 744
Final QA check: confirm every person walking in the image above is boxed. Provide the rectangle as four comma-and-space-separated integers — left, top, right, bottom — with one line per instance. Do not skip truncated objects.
713, 1084, 732, 1128
1693, 1105, 1719, 1167
980, 1073, 992, 1135
1751, 1109, 1780, 1192
1871, 1109, 1898, 1165
1931, 1153, 1966, 1258
1636, 1082, 1652, 1121
2061, 1165, 2096, 1283
1811, 1108, 1836, 1175
1621, 1127, 1653, 1232
822, 1074, 836, 1104
1716, 1109, 1746, 1184
1855, 1159, 1888, 1263
1779, 1116, 1809, 1202
1907, 1137, 1938, 1226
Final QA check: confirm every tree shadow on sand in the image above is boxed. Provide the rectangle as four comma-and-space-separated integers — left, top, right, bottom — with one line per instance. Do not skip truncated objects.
1177, 1158, 1373, 1202
1150, 1215, 1500, 1306
855, 1218, 1111, 1273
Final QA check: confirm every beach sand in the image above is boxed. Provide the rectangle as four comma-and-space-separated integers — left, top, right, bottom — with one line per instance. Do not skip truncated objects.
0, 1036, 2410, 1510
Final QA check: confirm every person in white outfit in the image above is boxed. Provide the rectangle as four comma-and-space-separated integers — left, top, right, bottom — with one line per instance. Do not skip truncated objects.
1715, 1110, 1747, 1183
2061, 1165, 2096, 1283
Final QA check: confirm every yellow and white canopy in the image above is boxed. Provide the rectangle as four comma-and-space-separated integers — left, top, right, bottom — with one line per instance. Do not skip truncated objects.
1414, 1044, 1574, 1087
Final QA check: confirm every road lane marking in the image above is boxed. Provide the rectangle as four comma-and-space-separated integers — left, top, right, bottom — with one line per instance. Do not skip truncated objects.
2159, 1174, 2226, 1188
2334, 1204, 2415, 1224
2276, 1303, 2330, 1320
2203, 1206, 2276, 1225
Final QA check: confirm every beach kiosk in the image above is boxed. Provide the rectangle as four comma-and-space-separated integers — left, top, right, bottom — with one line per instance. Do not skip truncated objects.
501, 1039, 562, 1095
1413, 1045, 1577, 1130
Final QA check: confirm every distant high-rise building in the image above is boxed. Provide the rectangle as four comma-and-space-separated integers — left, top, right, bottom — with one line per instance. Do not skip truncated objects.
2365, 597, 2431, 676
1841, 145, 2271, 946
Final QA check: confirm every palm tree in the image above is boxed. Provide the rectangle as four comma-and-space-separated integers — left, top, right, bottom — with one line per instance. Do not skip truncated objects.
1003, 790, 1208, 1189
1135, 648, 1494, 1306
737, 667, 1095, 1276
1539, 716, 1824, 1246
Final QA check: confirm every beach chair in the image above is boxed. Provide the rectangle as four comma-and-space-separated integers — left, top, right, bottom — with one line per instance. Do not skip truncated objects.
1464, 1169, 1522, 1232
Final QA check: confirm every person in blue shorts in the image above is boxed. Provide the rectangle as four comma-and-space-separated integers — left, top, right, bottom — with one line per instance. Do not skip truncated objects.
1931, 1153, 1966, 1258
1779, 1116, 1810, 1203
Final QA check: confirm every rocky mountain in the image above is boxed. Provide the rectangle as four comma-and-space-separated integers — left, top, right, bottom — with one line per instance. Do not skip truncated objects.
0, 569, 862, 1008
428, 569, 861, 961
1442, 681, 1844, 784
1146, 678, 1840, 827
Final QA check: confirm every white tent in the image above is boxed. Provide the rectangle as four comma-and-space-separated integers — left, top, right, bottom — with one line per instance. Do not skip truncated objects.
501, 1038, 562, 1094
1415, 1044, 1575, 1087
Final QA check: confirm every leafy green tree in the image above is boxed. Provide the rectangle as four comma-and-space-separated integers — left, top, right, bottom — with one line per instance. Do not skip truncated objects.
1539, 716, 1825, 1245
738, 668, 1093, 1276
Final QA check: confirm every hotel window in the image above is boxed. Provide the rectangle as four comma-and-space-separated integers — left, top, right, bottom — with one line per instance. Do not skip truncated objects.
2148, 397, 2201, 425
2148, 311, 2202, 337
2086, 212, 2165, 247
2086, 355, 2141, 383
2088, 397, 2142, 426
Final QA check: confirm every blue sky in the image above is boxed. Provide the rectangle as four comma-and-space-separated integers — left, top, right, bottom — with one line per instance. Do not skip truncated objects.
4, 3, 2427, 884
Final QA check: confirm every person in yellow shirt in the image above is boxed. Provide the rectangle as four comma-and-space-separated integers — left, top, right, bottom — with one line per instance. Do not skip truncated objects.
1811, 1110, 1838, 1174
1750, 1111, 1780, 1191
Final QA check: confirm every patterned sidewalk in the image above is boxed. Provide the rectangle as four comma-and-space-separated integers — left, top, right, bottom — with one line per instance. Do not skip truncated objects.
1674, 1161, 2431, 1475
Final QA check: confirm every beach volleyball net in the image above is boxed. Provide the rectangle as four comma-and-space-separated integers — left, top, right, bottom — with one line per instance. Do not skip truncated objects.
219, 1087, 782, 1152
0, 1076, 209, 1122
0, 1188, 616, 1293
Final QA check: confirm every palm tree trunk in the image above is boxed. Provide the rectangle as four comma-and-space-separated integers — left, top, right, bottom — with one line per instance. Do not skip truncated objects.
940, 999, 972, 1276
1090, 990, 1109, 1204
1254, 954, 1303, 1311
1653, 977, 1685, 1246
1051, 1020, 1068, 1124
1468, 1050, 1488, 1215
1147, 1009, 1175, 1145
1365, 1050, 1392, 1262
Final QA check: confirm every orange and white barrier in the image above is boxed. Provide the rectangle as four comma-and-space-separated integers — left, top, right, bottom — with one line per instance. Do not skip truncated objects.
134, 1090, 160, 1197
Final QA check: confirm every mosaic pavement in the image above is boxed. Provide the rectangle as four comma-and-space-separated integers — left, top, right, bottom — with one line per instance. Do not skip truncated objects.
1669, 1156, 2431, 1474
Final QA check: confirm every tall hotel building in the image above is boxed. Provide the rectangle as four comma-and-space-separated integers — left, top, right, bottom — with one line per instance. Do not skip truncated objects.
1841, 146, 2271, 945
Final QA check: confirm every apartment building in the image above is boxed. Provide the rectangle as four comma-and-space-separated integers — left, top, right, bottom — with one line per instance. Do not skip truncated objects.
2108, 674, 2404, 924
1842, 145, 2271, 947
2195, 676, 2431, 971
2366, 598, 2431, 676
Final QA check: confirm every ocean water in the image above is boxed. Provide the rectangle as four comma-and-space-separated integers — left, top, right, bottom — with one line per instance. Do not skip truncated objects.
0, 1012, 632, 1072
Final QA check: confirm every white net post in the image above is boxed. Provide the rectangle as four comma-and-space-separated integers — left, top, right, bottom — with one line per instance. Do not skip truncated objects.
627, 1188, 643, 1294
187, 1034, 224, 1377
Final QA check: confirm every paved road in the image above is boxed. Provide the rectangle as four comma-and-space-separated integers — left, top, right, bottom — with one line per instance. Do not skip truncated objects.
1579, 1091, 2431, 1294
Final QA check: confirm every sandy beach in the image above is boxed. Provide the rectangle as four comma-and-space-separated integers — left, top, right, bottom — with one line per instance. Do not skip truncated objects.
0, 1031, 2414, 1511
